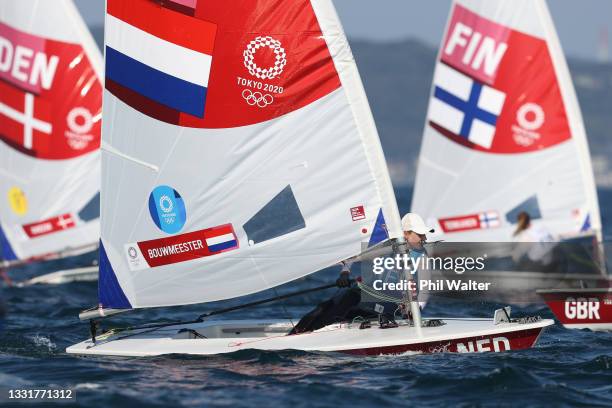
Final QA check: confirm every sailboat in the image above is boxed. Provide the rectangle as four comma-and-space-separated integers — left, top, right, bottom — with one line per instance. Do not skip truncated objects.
67, 0, 552, 357
0, 0, 102, 284
537, 287, 611, 331
411, 0, 609, 301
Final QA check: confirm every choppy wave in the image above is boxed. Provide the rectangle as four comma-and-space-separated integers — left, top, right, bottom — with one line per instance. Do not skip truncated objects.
1, 273, 611, 408
1, 188, 611, 406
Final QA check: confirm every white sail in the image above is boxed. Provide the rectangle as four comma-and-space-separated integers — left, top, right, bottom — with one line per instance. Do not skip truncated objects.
98, 0, 401, 309
412, 0, 601, 242
0, 0, 102, 262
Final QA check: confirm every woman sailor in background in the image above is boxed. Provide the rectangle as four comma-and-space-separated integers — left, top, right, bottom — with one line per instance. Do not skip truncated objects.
290, 213, 433, 334
511, 211, 558, 271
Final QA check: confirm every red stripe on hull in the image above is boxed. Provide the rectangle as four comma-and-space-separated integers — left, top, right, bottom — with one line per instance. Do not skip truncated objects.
540, 291, 612, 326
340, 327, 543, 356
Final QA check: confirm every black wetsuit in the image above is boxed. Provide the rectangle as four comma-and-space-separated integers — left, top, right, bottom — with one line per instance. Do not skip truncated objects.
289, 287, 380, 334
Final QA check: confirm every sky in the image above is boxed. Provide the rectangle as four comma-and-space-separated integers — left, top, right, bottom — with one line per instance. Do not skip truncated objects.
75, 0, 611, 61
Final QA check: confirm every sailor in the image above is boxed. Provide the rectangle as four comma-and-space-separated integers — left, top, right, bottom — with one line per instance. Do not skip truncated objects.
289, 213, 433, 334
399, 213, 433, 305
511, 211, 557, 271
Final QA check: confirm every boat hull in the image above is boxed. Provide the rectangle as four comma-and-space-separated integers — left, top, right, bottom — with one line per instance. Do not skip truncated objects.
342, 326, 544, 355
537, 287, 612, 331
66, 317, 553, 357
19, 266, 98, 286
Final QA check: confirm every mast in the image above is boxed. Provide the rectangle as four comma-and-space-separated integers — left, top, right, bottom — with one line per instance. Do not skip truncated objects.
396, 237, 423, 334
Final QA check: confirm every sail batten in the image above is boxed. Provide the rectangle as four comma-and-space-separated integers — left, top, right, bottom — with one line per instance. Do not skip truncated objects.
98, 0, 400, 309
412, 0, 601, 242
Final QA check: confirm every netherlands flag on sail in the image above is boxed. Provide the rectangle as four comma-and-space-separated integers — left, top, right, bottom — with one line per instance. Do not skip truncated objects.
105, 0, 216, 118
206, 231, 238, 253
429, 63, 506, 149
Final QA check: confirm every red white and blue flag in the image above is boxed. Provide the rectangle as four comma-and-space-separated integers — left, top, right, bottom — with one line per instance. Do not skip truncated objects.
105, 0, 216, 118
124, 223, 239, 271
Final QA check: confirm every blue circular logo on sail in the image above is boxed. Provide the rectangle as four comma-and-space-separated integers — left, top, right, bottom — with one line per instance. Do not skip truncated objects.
148, 185, 186, 234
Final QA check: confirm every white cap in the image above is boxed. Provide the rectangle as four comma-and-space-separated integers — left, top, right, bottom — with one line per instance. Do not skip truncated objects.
401, 213, 434, 234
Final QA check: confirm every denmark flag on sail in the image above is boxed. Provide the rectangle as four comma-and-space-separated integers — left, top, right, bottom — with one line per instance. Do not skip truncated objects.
0, 83, 53, 151
22, 213, 77, 238
105, 0, 216, 118
0, 21, 101, 160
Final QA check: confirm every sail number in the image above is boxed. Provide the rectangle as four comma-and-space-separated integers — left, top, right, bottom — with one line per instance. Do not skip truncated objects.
564, 297, 601, 320
456, 336, 510, 353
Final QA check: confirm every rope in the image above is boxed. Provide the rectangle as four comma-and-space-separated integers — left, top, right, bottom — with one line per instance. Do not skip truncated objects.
271, 286, 295, 330
357, 281, 403, 304
91, 282, 341, 343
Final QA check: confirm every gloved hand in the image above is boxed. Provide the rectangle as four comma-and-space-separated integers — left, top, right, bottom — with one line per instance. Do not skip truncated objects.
336, 272, 351, 288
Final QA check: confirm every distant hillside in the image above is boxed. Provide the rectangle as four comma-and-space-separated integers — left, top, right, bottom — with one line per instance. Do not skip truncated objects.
90, 27, 612, 187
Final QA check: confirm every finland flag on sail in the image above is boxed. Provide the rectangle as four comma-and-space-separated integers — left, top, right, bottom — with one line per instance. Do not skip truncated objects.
429, 63, 506, 149
479, 211, 500, 229
105, 0, 216, 118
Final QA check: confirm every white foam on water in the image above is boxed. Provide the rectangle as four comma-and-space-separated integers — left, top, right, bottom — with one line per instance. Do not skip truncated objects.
28, 334, 57, 351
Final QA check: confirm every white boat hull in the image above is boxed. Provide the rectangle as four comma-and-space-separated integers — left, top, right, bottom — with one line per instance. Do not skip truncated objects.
66, 317, 553, 357
19, 266, 98, 286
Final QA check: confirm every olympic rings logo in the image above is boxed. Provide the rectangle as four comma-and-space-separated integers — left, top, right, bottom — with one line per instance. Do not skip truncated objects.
242, 89, 274, 108
243, 36, 287, 80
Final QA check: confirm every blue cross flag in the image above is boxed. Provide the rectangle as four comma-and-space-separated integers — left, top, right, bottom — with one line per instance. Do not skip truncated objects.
428, 63, 506, 149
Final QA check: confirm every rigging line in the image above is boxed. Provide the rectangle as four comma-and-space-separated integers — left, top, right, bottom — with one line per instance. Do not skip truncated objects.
357, 281, 402, 303
197, 282, 341, 320
91, 282, 342, 343
271, 286, 295, 329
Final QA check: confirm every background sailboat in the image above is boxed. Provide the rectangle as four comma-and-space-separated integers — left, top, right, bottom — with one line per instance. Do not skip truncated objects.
411, 0, 608, 301
0, 0, 102, 284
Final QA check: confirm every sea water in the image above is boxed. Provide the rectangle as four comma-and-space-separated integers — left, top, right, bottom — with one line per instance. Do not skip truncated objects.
0, 187, 611, 407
